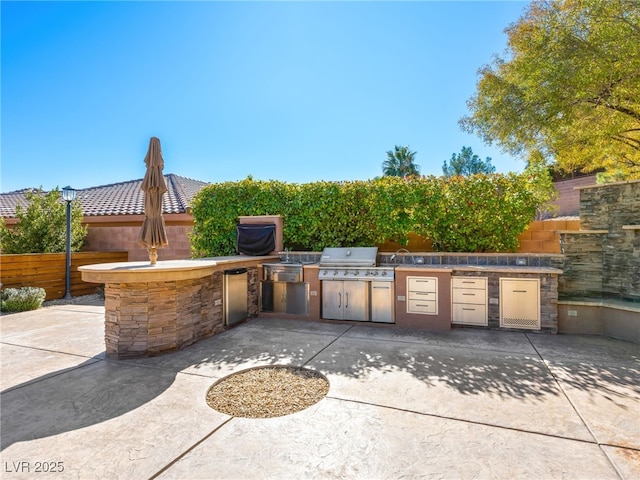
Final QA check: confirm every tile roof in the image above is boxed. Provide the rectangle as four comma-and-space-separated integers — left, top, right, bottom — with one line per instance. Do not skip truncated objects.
0, 174, 209, 218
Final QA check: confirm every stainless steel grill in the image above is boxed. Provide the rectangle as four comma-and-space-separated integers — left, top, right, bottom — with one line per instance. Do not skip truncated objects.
319, 247, 395, 323
318, 247, 394, 282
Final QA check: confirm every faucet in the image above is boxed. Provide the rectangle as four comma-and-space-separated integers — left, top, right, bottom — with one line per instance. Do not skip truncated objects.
284, 247, 290, 263
390, 248, 413, 264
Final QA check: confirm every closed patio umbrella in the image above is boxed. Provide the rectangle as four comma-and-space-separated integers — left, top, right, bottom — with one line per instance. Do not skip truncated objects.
137, 136, 169, 264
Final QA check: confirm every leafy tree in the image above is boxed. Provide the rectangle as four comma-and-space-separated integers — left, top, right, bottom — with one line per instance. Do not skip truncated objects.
460, 0, 640, 179
442, 146, 496, 177
0, 188, 87, 254
382, 145, 420, 177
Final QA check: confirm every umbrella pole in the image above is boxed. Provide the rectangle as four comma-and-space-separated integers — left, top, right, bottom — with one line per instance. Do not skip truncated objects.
149, 246, 158, 265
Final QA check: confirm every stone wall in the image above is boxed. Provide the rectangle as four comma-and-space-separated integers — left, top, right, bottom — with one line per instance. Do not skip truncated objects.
102, 266, 262, 358
603, 228, 639, 300
579, 180, 639, 230
558, 233, 604, 297
560, 180, 640, 301
248, 267, 260, 319
104, 273, 224, 359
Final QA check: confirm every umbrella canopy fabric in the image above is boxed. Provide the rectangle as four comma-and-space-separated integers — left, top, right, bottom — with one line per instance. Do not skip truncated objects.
140, 137, 168, 194
137, 137, 169, 258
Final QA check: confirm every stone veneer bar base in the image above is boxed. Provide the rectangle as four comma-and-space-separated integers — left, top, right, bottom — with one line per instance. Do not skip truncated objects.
80, 257, 275, 359
104, 276, 223, 359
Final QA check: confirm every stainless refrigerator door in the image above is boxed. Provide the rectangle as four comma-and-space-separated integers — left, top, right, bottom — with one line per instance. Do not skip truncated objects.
224, 269, 248, 325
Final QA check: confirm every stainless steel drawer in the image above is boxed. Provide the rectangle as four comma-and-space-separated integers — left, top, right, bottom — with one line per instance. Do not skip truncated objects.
452, 288, 485, 305
452, 277, 486, 289
408, 291, 436, 301
452, 303, 487, 325
407, 299, 437, 314
408, 277, 437, 292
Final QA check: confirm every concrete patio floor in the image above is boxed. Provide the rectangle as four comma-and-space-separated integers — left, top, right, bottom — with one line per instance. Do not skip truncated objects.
1, 303, 639, 479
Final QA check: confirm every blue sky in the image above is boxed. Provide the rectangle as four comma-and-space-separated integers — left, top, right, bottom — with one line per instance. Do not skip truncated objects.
1, 0, 528, 193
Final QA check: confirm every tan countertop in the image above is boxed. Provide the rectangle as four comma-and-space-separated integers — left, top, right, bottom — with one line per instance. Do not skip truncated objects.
396, 265, 562, 275
80, 255, 279, 284
394, 265, 454, 273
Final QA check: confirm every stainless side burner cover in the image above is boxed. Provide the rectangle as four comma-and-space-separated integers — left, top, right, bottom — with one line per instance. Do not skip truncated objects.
319, 247, 378, 267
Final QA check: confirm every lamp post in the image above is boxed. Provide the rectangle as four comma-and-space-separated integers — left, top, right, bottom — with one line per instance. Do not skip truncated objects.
61, 186, 76, 299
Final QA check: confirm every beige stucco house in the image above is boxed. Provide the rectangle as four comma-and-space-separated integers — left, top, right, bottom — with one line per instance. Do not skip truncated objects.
0, 174, 209, 261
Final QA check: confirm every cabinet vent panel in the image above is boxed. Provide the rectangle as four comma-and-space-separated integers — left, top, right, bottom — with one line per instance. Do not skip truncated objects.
499, 278, 540, 330
501, 316, 539, 329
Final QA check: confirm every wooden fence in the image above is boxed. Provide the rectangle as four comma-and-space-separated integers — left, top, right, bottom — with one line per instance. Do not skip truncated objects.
0, 251, 128, 300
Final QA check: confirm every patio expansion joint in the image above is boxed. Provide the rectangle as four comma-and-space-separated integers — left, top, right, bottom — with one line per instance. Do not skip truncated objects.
340, 332, 540, 358
0, 340, 103, 361
524, 333, 627, 480
301, 325, 356, 369
0, 345, 103, 394
325, 394, 612, 448
147, 416, 235, 480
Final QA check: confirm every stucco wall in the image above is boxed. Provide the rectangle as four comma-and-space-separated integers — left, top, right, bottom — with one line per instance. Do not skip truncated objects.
550, 175, 598, 216
84, 224, 193, 261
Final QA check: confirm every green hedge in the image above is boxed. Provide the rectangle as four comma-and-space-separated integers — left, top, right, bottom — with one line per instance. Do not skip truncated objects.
190, 169, 553, 256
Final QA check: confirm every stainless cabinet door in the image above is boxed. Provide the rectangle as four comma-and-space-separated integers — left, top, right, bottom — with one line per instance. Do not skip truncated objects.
343, 281, 369, 321
500, 278, 540, 329
371, 281, 394, 323
286, 282, 309, 315
273, 282, 287, 312
261, 281, 287, 313
322, 281, 344, 320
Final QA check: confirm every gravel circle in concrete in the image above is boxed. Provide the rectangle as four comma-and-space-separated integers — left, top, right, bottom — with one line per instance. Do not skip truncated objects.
206, 366, 329, 418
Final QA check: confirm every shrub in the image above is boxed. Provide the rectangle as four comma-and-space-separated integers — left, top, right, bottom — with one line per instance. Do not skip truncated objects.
1, 287, 46, 312
190, 170, 555, 256
0, 187, 87, 254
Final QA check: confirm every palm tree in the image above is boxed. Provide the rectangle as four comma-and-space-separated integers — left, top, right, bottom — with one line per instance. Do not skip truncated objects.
382, 145, 420, 177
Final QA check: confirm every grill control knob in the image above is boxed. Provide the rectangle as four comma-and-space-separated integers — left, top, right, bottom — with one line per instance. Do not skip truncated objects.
382, 271, 387, 276
354, 270, 359, 276
343, 270, 348, 276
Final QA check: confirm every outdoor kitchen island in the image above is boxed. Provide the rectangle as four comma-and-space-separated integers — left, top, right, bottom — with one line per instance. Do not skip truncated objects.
393, 265, 562, 333
277, 249, 562, 334
81, 251, 562, 359
80, 255, 278, 359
